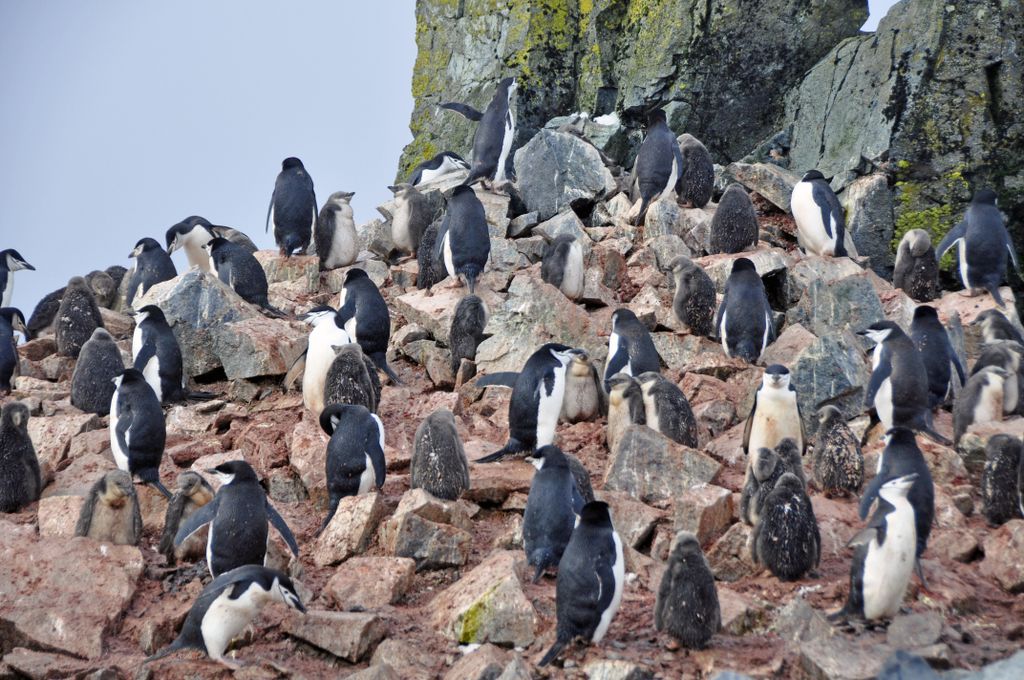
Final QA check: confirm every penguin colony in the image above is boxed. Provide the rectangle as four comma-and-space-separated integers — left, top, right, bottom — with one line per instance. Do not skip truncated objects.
0, 73, 1022, 676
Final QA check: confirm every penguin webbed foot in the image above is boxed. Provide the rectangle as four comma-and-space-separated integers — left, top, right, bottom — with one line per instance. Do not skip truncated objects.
914, 558, 929, 590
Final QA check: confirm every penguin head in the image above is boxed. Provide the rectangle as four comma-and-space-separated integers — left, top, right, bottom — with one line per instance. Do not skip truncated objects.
610, 308, 641, 332
772, 472, 805, 495
635, 371, 662, 389
801, 170, 826, 182
730, 258, 757, 275
1, 249, 34, 271
973, 309, 1008, 332
972, 188, 998, 206
668, 531, 702, 559
762, 365, 791, 390
986, 434, 1023, 464
129, 237, 163, 259
343, 268, 370, 286
328, 190, 356, 204
0, 402, 30, 433
816, 405, 843, 428
208, 460, 258, 486
645, 108, 667, 127
528, 445, 569, 471
451, 184, 476, 201
166, 217, 212, 252
133, 304, 166, 325
879, 473, 918, 500
272, 573, 306, 613
302, 305, 339, 326
543, 343, 582, 368
202, 236, 230, 256
0, 307, 27, 337
606, 373, 638, 404
88, 327, 115, 344
669, 255, 700, 282
903, 229, 932, 257
388, 184, 412, 198
103, 470, 135, 501
578, 500, 613, 528
498, 76, 517, 99
115, 368, 147, 388
912, 305, 940, 325
882, 427, 918, 449
66, 275, 90, 291
752, 448, 778, 482
282, 157, 304, 171
857, 320, 902, 345
175, 471, 212, 498
319, 403, 367, 436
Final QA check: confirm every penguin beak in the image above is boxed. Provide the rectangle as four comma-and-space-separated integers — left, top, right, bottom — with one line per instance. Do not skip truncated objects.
293, 598, 307, 613
129, 246, 143, 258
18, 260, 35, 271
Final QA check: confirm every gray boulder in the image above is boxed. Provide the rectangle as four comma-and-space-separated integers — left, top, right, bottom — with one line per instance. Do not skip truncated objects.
787, 272, 885, 340
603, 425, 721, 504
842, 173, 895, 277
513, 130, 616, 221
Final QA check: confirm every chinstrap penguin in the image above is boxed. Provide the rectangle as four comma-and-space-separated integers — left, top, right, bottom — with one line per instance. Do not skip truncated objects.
974, 309, 1024, 346
751, 472, 820, 581
523, 444, 581, 582
438, 185, 490, 294
318, 403, 386, 531
165, 216, 257, 272
337, 268, 402, 383
743, 365, 804, 485
0, 402, 41, 513
540, 234, 585, 301
109, 368, 171, 498
654, 531, 721, 649
740, 438, 804, 526
441, 77, 517, 187
0, 308, 27, 393
410, 409, 469, 501
791, 170, 848, 257
204, 237, 286, 317
407, 150, 470, 186
980, 434, 1023, 526
676, 133, 715, 209
316, 191, 359, 270
71, 327, 125, 414
75, 470, 143, 545
603, 308, 661, 389
969, 341, 1023, 415
717, 258, 774, 363
0, 248, 34, 308
630, 108, 682, 226
132, 304, 213, 403
559, 350, 605, 424
605, 373, 646, 455
449, 294, 488, 373
323, 342, 381, 413
126, 238, 177, 308
298, 305, 353, 416
159, 471, 215, 565
636, 371, 698, 448
953, 366, 1009, 445
910, 305, 965, 408
267, 156, 317, 257
388, 184, 430, 259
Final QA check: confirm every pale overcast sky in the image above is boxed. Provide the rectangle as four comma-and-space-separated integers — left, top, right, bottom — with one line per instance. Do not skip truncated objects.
1, 1, 897, 312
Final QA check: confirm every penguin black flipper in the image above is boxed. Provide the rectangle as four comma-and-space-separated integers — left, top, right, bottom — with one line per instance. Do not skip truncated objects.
265, 501, 300, 557
474, 372, 519, 388
475, 438, 528, 463
369, 351, 403, 385
858, 475, 884, 521
864, 347, 892, 407
174, 498, 219, 546
813, 180, 847, 256
265, 190, 275, 234
742, 389, 758, 451
949, 344, 967, 387
604, 336, 631, 383
440, 102, 484, 122
367, 416, 387, 488
159, 492, 191, 562
934, 222, 966, 260
284, 350, 307, 391
114, 399, 133, 462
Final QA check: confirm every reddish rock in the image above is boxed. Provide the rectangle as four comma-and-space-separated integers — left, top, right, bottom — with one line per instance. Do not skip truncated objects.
604, 426, 722, 504
37, 495, 84, 538
706, 522, 757, 582
166, 435, 223, 467
282, 610, 385, 662
462, 458, 534, 505
370, 639, 438, 680
443, 644, 510, 680
234, 408, 300, 472
67, 428, 110, 460
18, 337, 57, 361
599, 490, 665, 548
254, 251, 319, 292
289, 411, 330, 508
312, 492, 387, 567
674, 484, 734, 544
980, 520, 1024, 593
325, 556, 416, 610
27, 412, 101, 470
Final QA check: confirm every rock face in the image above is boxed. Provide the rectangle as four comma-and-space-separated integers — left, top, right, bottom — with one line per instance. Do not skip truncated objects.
514, 130, 617, 220
400, 0, 867, 175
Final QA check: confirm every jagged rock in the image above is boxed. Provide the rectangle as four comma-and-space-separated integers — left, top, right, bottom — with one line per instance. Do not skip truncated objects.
37, 495, 84, 538
604, 426, 722, 504
2, 649, 110, 679
723, 162, 800, 212
134, 269, 260, 377
786, 255, 866, 306
462, 459, 534, 505
489, 237, 527, 273
0, 523, 143, 659
475, 272, 598, 374
430, 550, 535, 647
886, 612, 943, 649
599, 490, 664, 548
254, 251, 319, 293
27, 412, 101, 471
325, 556, 416, 610
371, 639, 437, 680
788, 272, 885, 338
97, 307, 133, 339
347, 665, 403, 680
475, 190, 511, 238
951, 652, 1024, 679
403, 339, 455, 389
643, 199, 684, 239
582, 659, 654, 680
210, 316, 307, 380
512, 130, 617, 222
980, 520, 1024, 593
646, 234, 692, 273
381, 511, 472, 570
312, 492, 387, 567
544, 113, 637, 164
718, 587, 759, 636
533, 210, 593, 262
283, 610, 385, 662
932, 286, 1019, 328
699, 247, 792, 294
774, 596, 832, 643
674, 484, 734, 544
508, 211, 539, 238
394, 287, 505, 347
799, 635, 890, 680
444, 644, 509, 680
706, 522, 757, 582
842, 174, 895, 277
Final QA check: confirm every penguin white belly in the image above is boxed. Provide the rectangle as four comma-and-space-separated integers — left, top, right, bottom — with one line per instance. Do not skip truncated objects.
560, 243, 585, 300
131, 327, 143, 362
641, 388, 661, 435
719, 310, 729, 356
747, 390, 802, 452
442, 232, 455, 279
974, 381, 1004, 425
109, 393, 129, 471
536, 367, 568, 447
875, 379, 894, 430
185, 241, 212, 272
1004, 374, 1018, 413
871, 343, 883, 370
141, 356, 162, 402
358, 454, 376, 494
956, 239, 972, 288
2, 277, 12, 307
391, 203, 413, 253
326, 212, 357, 268
861, 511, 916, 620
592, 531, 625, 643
792, 183, 831, 256
344, 318, 358, 343
605, 333, 630, 379
658, 155, 680, 202
303, 324, 349, 414
201, 584, 264, 659
494, 111, 515, 184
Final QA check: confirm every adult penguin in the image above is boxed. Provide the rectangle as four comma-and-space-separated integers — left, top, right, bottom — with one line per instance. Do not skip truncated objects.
859, 427, 934, 583
630, 108, 682, 226
603, 308, 661, 389
791, 170, 848, 257
859, 320, 949, 444
126, 238, 177, 308
936, 188, 1019, 308
267, 156, 317, 257
297, 305, 352, 416
909, 305, 965, 408
439, 185, 490, 295
0, 308, 27, 393
110, 368, 171, 498
440, 77, 517, 187
538, 501, 624, 667
166, 216, 257, 272
319, 403, 386, 531
716, 258, 774, 363
407, 151, 470, 186
476, 343, 584, 462
204, 237, 286, 317
0, 249, 34, 307
523, 445, 580, 582
174, 460, 300, 578
337, 268, 401, 384
132, 305, 213, 403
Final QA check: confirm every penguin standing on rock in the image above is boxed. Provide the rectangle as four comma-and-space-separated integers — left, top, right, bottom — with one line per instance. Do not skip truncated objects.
980, 434, 1023, 526
752, 472, 820, 581
791, 170, 848, 257
654, 531, 720, 649
71, 328, 124, 415
204, 238, 286, 317
441, 77, 517, 187
560, 351, 605, 424
0, 249, 34, 307
630, 108, 682, 226
166, 216, 257, 272
603, 308, 661, 389
859, 320, 949, 444
407, 151, 470, 186
709, 184, 758, 254
449, 294, 488, 372
859, 427, 934, 582
953, 366, 1010, 445
298, 306, 352, 416
529, 445, 593, 506
337, 268, 401, 384
970, 342, 1023, 414
323, 343, 381, 413
75, 470, 142, 545
267, 157, 317, 257
812, 406, 863, 498
159, 471, 215, 565
476, 344, 583, 462
893, 229, 939, 302
717, 258, 774, 363
411, 409, 469, 501
126, 238, 177, 308
743, 365, 804, 470
541, 235, 585, 301
174, 460, 300, 578
636, 372, 698, 447
316, 191, 359, 270
144, 565, 305, 668
56, 276, 104, 358
523, 445, 580, 582
538, 501, 623, 667
974, 309, 1024, 346
910, 305, 965, 408
132, 305, 190, 403
319, 403, 386, 530
439, 185, 491, 294
388, 184, 430, 259
740, 439, 804, 526
416, 221, 448, 291
670, 256, 715, 337
0, 402, 41, 512
0, 308, 27, 393
676, 133, 715, 209
832, 474, 920, 623
936, 188, 1019, 308
110, 368, 171, 498
605, 373, 645, 455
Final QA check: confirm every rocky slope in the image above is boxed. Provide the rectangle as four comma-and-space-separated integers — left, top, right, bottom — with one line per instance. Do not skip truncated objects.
2, 130, 1024, 679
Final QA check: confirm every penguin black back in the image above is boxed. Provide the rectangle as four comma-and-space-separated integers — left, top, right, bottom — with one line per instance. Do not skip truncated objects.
751, 472, 820, 580
126, 238, 177, 307
654, 531, 720, 649
206, 238, 284, 317
442, 77, 517, 186
0, 308, 27, 393
111, 368, 169, 497
523, 445, 579, 583
416, 220, 448, 290
604, 308, 661, 387
55, 276, 104, 358
631, 108, 681, 226
337, 268, 401, 383
132, 305, 187, 403
319, 404, 386, 530
910, 305, 965, 408
267, 156, 317, 257
0, 402, 41, 512
717, 257, 774, 363
450, 294, 488, 372
71, 328, 124, 415
980, 434, 1024, 526
441, 185, 490, 294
